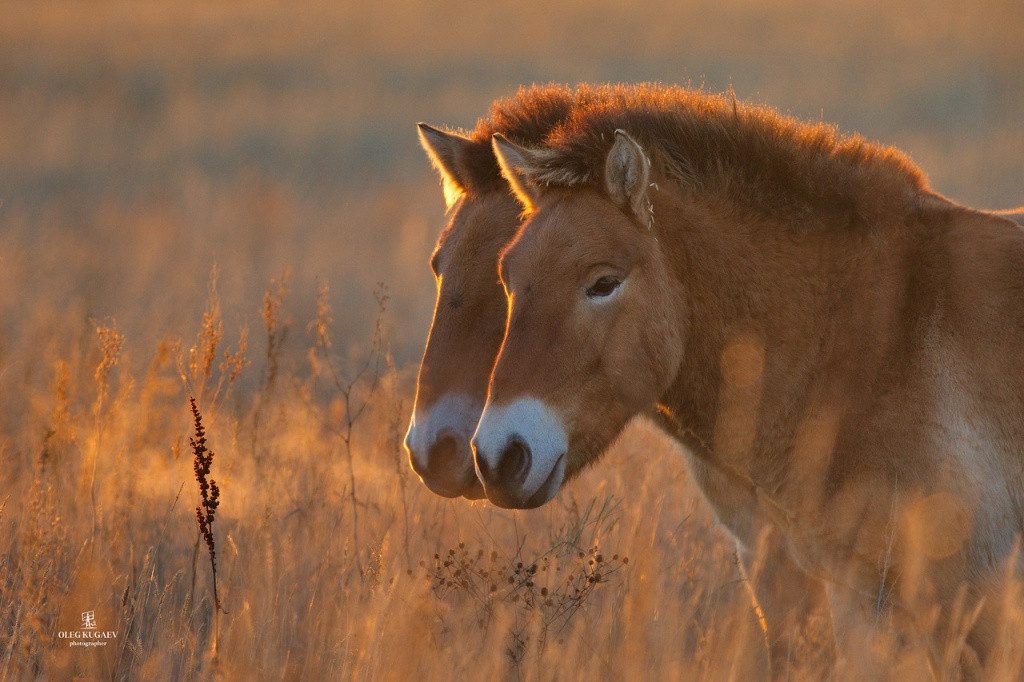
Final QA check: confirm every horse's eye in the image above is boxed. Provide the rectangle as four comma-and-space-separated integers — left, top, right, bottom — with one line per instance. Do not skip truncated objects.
585, 275, 622, 298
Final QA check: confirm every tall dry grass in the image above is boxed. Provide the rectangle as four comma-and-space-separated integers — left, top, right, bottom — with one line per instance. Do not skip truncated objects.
1, 280, 1022, 679
0, 278, 748, 679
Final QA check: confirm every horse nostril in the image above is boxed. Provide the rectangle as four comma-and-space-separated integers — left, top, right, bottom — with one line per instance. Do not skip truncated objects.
428, 434, 461, 475
497, 436, 532, 487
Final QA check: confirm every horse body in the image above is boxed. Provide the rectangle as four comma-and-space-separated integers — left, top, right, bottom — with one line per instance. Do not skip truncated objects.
995, 208, 1024, 226
480, 85, 1024, 671
662, 190, 1024, 587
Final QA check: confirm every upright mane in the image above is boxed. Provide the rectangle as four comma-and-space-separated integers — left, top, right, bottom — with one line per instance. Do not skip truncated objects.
526, 84, 930, 223
453, 84, 577, 195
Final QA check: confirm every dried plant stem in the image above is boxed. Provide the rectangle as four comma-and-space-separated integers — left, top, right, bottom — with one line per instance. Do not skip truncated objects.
189, 397, 223, 614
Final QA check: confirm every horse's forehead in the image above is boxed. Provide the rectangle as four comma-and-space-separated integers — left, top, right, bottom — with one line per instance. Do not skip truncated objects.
439, 192, 520, 271
543, 189, 605, 221
504, 212, 570, 276
515, 191, 627, 263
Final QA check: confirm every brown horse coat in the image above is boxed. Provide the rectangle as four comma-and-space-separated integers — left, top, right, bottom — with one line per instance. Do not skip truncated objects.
478, 84, 1024, 673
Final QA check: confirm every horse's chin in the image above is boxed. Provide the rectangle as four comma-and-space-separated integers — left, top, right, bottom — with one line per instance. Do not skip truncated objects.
419, 469, 486, 501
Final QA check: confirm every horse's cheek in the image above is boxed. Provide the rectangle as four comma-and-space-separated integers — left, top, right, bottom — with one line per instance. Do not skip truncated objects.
645, 284, 684, 395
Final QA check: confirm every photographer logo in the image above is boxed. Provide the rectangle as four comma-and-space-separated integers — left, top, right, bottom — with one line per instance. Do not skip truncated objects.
57, 609, 117, 648
81, 611, 97, 630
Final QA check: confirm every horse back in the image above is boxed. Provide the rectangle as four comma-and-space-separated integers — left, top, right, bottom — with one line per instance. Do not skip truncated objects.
916, 199, 1024, 523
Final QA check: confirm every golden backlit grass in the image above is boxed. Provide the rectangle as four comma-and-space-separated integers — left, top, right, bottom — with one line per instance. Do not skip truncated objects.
2, 281, 1022, 679
0, 281, 764, 679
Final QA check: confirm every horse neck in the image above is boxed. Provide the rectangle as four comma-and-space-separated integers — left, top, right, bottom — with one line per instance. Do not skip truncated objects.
653, 186, 911, 476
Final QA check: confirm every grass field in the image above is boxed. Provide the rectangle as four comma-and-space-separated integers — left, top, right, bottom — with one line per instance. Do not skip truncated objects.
1, 1, 1022, 678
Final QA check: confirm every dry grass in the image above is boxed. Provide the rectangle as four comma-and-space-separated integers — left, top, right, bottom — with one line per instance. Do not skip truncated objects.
1, 283, 1022, 679
0, 283, 760, 679
0, 0, 1022, 679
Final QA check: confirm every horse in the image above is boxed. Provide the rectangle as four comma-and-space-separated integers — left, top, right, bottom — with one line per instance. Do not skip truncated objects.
405, 86, 581, 499
997, 208, 1024, 226
474, 84, 1024, 676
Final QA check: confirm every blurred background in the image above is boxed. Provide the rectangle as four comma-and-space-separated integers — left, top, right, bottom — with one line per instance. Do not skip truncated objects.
1, 0, 1021, 368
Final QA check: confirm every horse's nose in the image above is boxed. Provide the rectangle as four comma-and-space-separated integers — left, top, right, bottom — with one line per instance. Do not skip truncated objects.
407, 447, 427, 480
476, 435, 532, 488
427, 434, 461, 478
408, 430, 483, 499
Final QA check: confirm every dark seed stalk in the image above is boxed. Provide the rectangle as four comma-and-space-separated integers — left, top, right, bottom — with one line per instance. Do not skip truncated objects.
190, 396, 222, 612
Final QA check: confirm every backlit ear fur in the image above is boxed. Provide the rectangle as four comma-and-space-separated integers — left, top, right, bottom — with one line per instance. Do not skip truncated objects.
491, 133, 545, 213
418, 122, 472, 209
605, 129, 653, 229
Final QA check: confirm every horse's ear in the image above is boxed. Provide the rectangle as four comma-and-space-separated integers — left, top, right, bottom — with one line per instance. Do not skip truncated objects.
605, 129, 652, 229
491, 133, 541, 212
418, 123, 472, 209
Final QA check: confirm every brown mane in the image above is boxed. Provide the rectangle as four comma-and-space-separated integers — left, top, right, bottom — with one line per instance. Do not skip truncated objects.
452, 84, 577, 195
522, 84, 931, 224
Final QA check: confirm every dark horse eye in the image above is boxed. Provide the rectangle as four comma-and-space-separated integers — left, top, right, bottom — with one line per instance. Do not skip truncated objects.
585, 275, 622, 298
